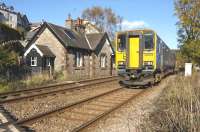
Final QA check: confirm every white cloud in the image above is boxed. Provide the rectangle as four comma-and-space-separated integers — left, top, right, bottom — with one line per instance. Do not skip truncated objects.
121, 20, 148, 30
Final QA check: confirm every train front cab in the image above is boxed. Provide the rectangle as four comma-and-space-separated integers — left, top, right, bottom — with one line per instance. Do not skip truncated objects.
115, 32, 126, 76
118, 30, 159, 86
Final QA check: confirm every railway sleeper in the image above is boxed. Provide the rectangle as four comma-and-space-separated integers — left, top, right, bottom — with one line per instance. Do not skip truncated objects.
95, 100, 120, 105
86, 103, 113, 109
84, 107, 109, 112
70, 111, 97, 117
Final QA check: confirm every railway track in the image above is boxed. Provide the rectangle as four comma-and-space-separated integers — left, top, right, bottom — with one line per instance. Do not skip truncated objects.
1, 74, 174, 131
0, 76, 118, 104
2, 87, 144, 131
71, 88, 145, 132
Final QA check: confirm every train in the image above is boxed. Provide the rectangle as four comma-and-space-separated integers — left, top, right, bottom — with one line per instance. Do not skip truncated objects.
115, 29, 176, 87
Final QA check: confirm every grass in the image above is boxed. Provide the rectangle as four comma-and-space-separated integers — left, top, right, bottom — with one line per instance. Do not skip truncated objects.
0, 72, 55, 93
0, 70, 91, 93
140, 73, 200, 131
22, 72, 53, 87
0, 83, 10, 93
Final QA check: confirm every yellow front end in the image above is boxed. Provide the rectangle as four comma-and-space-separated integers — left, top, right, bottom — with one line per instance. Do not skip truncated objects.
115, 51, 126, 68
115, 30, 157, 71
143, 51, 156, 70
115, 33, 126, 69
142, 31, 157, 70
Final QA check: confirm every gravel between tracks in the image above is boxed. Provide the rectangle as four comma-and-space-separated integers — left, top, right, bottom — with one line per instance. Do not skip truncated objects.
28, 89, 142, 132
80, 75, 175, 132
3, 81, 119, 120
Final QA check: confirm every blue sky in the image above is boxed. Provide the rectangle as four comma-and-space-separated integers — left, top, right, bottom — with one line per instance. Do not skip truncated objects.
4, 0, 178, 49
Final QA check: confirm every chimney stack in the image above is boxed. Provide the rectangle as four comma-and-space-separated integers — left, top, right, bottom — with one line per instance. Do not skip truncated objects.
65, 14, 74, 29
74, 17, 85, 33
77, 17, 83, 26
65, 15, 85, 33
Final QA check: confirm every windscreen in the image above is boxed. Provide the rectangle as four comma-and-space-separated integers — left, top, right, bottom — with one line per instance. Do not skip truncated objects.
144, 33, 154, 50
117, 34, 126, 51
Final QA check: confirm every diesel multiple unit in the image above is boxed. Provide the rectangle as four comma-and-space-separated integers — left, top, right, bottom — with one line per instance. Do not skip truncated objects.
115, 29, 175, 86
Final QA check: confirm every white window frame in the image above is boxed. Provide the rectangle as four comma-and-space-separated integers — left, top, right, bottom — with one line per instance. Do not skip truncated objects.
76, 52, 83, 67
100, 54, 106, 68
31, 57, 37, 66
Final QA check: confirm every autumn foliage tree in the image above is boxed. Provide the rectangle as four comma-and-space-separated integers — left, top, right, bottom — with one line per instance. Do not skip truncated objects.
175, 0, 200, 64
82, 6, 122, 40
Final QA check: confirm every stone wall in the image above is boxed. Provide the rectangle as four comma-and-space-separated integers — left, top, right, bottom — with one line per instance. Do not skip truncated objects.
29, 27, 115, 80
35, 28, 67, 71
93, 39, 113, 77
66, 48, 91, 80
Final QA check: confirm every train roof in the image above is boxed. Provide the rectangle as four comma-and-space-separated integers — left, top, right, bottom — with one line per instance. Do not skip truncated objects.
116, 29, 173, 50
117, 29, 156, 34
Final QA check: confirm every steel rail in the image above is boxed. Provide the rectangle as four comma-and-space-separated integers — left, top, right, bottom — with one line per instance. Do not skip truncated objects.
0, 77, 118, 104
0, 76, 117, 97
71, 73, 175, 132
2, 87, 123, 127
71, 89, 146, 132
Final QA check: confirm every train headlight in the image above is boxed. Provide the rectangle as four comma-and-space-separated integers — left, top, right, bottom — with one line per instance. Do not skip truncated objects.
118, 61, 125, 65
144, 61, 153, 65
144, 61, 154, 70
131, 74, 135, 78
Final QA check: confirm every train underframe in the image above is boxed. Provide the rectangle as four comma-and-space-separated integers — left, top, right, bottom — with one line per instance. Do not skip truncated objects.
118, 68, 174, 88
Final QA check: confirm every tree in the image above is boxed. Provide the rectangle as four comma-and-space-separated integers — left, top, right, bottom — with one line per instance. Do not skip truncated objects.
82, 6, 122, 40
0, 23, 21, 43
175, 0, 200, 64
0, 47, 18, 70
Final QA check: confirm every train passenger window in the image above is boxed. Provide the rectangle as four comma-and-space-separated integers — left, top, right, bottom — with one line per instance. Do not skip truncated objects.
144, 34, 154, 50
117, 34, 126, 51
157, 36, 161, 52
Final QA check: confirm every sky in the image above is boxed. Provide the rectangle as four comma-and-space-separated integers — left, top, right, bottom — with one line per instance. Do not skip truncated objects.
3, 0, 178, 49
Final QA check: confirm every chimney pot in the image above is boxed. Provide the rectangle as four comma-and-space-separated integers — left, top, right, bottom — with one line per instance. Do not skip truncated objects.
65, 14, 74, 29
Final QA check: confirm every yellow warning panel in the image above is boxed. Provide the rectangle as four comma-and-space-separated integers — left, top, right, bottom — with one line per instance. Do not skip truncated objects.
128, 37, 140, 68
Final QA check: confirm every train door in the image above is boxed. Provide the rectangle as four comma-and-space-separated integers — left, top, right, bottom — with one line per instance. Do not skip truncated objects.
128, 36, 140, 69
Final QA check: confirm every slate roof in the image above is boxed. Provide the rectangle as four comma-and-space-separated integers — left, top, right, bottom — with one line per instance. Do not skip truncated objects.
47, 23, 90, 50
86, 33, 105, 50
26, 22, 114, 53
37, 45, 55, 57
25, 31, 37, 41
